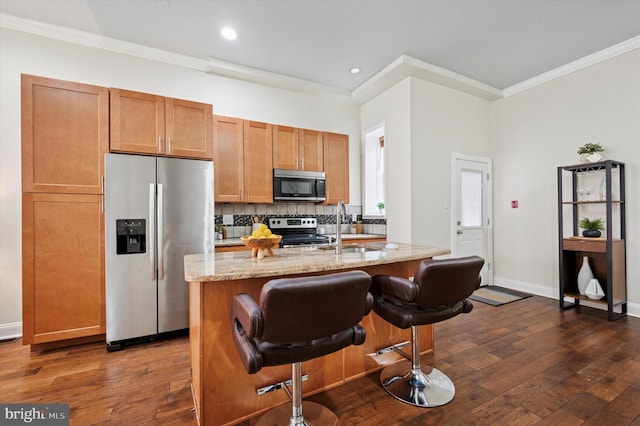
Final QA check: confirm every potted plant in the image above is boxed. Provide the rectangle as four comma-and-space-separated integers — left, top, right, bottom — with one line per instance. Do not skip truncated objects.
577, 142, 604, 163
579, 217, 604, 238
376, 201, 385, 214
214, 223, 224, 240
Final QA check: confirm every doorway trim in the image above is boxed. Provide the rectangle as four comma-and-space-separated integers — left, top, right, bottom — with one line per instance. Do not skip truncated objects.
451, 152, 493, 286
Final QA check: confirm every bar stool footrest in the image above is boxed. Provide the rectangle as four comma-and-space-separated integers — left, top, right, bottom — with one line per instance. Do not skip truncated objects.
256, 401, 339, 426
380, 360, 455, 407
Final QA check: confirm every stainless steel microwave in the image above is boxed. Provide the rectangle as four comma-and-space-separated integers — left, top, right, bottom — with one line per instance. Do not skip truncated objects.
273, 169, 326, 202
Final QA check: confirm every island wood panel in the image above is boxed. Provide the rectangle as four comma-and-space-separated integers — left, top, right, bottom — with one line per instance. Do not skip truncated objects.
342, 260, 432, 378
191, 277, 346, 426
190, 259, 433, 426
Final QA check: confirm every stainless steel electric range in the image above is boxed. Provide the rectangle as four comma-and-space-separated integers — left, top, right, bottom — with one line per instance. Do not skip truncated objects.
268, 217, 334, 247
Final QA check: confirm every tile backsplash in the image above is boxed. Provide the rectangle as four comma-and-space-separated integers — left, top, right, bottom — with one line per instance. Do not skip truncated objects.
214, 203, 387, 238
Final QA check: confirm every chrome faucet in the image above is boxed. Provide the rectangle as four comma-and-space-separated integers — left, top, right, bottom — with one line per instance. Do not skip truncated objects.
336, 200, 346, 255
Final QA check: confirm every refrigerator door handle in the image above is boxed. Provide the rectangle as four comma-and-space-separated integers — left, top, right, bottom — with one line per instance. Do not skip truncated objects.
149, 183, 156, 280
157, 183, 164, 280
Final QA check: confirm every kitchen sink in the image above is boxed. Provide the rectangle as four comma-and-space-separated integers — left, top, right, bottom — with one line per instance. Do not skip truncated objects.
341, 246, 374, 253
318, 244, 378, 253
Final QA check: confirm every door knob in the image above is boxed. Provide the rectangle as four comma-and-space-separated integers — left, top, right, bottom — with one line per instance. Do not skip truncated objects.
457, 230, 463, 235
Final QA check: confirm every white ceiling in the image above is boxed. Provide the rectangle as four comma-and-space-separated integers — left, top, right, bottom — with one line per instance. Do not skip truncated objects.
2, 0, 639, 100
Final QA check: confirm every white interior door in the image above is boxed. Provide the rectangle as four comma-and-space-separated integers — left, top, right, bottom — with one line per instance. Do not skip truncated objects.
452, 154, 493, 286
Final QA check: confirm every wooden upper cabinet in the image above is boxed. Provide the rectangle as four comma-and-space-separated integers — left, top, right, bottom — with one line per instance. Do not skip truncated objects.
213, 115, 244, 202
165, 98, 213, 159
272, 126, 299, 170
110, 88, 213, 159
22, 193, 105, 344
323, 132, 349, 204
110, 89, 165, 155
272, 127, 323, 172
299, 129, 323, 171
21, 74, 109, 194
244, 121, 273, 203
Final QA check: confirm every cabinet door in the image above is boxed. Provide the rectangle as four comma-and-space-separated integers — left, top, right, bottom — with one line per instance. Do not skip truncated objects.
213, 115, 244, 202
272, 125, 299, 170
323, 132, 349, 204
21, 75, 109, 194
299, 129, 323, 171
22, 193, 105, 344
110, 88, 165, 155
244, 121, 273, 203
165, 98, 213, 159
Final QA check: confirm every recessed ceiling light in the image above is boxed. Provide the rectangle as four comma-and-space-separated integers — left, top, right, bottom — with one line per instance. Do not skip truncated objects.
349, 67, 361, 74
221, 27, 237, 40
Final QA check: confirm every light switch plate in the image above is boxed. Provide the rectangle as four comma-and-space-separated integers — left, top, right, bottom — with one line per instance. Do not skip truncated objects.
222, 214, 234, 225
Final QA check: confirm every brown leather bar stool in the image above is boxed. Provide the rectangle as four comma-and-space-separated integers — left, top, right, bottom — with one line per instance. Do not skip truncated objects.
370, 256, 484, 408
231, 270, 373, 426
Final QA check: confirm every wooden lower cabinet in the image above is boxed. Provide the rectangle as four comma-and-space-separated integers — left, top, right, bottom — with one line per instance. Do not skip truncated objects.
22, 193, 105, 345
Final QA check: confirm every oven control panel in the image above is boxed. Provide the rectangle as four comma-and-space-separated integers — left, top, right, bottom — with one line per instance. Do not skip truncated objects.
268, 217, 317, 229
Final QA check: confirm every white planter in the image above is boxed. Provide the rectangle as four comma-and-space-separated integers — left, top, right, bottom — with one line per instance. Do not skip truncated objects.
577, 256, 594, 296
580, 152, 603, 163
585, 278, 605, 300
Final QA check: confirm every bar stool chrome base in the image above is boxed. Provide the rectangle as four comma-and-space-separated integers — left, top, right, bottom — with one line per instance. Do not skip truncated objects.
256, 401, 339, 426
380, 359, 455, 407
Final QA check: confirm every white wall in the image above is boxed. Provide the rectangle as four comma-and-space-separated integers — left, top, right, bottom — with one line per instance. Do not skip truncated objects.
0, 28, 360, 338
492, 49, 640, 313
409, 77, 492, 249
361, 79, 412, 243
360, 77, 492, 249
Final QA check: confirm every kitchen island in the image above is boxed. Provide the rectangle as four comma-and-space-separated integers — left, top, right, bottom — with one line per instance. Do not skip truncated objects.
184, 243, 450, 426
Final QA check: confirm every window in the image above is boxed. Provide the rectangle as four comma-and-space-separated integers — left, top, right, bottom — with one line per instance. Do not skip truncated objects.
460, 169, 483, 227
363, 124, 385, 217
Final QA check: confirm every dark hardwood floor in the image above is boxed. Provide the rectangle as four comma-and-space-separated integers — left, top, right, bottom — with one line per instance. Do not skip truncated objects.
1, 295, 639, 425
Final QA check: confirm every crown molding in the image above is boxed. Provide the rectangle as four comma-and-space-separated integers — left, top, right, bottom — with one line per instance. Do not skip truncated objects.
352, 55, 503, 103
3, 12, 638, 104
206, 57, 352, 100
502, 35, 640, 97
0, 12, 501, 103
1, 13, 210, 72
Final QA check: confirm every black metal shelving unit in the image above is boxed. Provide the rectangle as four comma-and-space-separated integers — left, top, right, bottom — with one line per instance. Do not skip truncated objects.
557, 160, 627, 320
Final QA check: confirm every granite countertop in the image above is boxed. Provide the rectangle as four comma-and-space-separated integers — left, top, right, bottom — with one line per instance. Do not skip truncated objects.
184, 243, 450, 282
214, 233, 385, 248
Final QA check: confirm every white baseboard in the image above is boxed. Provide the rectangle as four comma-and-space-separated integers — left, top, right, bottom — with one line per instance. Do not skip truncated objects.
0, 322, 22, 341
494, 276, 639, 319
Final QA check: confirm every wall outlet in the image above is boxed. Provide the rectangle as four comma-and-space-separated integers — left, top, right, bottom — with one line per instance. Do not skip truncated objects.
222, 214, 234, 225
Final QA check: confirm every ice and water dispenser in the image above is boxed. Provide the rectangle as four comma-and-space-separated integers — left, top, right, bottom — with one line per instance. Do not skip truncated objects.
116, 219, 146, 254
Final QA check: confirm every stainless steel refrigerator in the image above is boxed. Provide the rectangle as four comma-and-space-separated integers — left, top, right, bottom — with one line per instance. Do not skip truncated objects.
104, 153, 214, 351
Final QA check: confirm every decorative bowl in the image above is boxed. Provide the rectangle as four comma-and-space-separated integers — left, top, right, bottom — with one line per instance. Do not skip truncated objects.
240, 235, 282, 259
